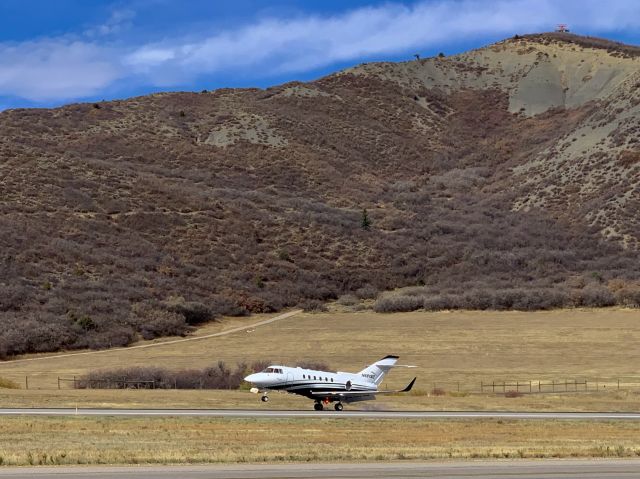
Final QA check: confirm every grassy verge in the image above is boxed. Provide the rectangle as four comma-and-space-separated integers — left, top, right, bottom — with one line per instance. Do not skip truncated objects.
1, 388, 640, 412
0, 417, 638, 466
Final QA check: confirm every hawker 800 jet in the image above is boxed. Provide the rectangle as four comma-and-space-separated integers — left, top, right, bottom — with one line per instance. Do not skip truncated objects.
244, 355, 416, 411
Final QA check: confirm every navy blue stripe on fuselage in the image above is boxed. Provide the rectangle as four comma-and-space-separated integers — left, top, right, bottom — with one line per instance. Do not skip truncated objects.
264, 381, 375, 394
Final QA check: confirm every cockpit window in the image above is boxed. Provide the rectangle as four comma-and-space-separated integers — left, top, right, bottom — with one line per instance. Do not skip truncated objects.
262, 367, 283, 374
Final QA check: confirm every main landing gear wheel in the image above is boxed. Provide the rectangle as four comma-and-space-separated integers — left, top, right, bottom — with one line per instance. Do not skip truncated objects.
261, 395, 269, 402
313, 402, 323, 411
334, 403, 344, 411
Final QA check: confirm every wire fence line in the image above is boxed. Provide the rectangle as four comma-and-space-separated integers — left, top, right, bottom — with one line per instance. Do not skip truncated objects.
429, 379, 640, 395
6, 374, 640, 392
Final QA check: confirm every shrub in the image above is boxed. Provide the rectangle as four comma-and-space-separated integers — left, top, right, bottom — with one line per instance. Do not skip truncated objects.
373, 295, 424, 313
615, 287, 640, 307
431, 387, 446, 396
575, 286, 616, 307
75, 362, 262, 390
337, 294, 359, 306
298, 299, 328, 312
354, 285, 378, 300
423, 294, 459, 311
138, 310, 190, 340
167, 301, 213, 325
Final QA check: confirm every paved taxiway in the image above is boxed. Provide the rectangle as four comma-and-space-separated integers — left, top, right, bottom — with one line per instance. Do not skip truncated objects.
1, 408, 640, 419
0, 460, 638, 478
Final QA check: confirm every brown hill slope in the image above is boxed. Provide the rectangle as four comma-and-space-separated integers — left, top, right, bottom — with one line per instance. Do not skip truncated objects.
0, 33, 638, 356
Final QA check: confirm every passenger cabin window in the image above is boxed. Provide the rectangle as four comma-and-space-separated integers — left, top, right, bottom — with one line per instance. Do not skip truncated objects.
331, 378, 334, 382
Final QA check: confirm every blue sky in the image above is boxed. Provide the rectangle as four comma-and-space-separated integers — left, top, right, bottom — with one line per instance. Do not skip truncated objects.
1, 0, 639, 110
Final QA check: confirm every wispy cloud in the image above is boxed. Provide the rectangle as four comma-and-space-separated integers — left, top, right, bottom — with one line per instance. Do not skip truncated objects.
84, 9, 136, 38
0, 39, 121, 101
1, 0, 640, 105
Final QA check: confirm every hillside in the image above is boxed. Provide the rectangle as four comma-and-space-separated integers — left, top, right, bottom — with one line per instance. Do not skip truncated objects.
1, 33, 639, 357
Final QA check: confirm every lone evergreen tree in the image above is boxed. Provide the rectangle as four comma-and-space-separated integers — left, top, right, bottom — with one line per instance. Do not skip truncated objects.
361, 209, 371, 230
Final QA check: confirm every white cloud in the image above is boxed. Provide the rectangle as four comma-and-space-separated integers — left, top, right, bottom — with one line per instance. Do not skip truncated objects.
2, 0, 640, 103
0, 39, 122, 101
125, 0, 640, 84
85, 9, 136, 37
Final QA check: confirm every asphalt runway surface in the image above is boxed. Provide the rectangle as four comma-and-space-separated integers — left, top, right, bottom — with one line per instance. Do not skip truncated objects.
1, 408, 640, 419
0, 460, 639, 478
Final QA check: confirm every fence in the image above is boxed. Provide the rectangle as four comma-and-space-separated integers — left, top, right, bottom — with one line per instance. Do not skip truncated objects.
6, 374, 640, 393
58, 377, 157, 390
480, 379, 640, 394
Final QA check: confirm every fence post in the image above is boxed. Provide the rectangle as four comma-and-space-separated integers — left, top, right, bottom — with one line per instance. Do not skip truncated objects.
529, 381, 532, 393
58, 377, 60, 390
481, 381, 483, 393
552, 380, 555, 392
492, 381, 495, 393
25, 376, 28, 390
618, 379, 620, 390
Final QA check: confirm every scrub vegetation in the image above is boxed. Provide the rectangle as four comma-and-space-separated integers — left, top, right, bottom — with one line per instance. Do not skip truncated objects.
1, 33, 639, 357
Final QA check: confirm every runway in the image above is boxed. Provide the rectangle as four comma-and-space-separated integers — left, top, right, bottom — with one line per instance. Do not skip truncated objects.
0, 460, 638, 478
1, 408, 640, 419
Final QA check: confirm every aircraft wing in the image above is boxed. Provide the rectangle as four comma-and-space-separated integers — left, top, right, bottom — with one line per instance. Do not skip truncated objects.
311, 377, 416, 397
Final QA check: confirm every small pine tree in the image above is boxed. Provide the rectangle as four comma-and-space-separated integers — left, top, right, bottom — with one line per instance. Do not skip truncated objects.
361, 209, 371, 231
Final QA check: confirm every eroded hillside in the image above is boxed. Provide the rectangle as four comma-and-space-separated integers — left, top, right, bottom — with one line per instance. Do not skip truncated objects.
0, 33, 638, 356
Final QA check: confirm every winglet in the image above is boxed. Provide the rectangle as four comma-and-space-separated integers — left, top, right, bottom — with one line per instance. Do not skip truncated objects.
401, 377, 417, 393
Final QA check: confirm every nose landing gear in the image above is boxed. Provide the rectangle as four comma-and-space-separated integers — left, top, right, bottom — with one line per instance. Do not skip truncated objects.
261, 395, 269, 402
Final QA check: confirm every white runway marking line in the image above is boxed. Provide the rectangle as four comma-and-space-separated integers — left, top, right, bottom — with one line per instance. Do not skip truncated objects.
0, 309, 302, 364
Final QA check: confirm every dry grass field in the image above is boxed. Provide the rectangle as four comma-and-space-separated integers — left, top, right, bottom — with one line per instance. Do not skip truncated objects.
0, 416, 638, 466
0, 308, 639, 411
0, 308, 639, 466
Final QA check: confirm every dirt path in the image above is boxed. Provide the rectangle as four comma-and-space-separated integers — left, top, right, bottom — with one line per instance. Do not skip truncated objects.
2, 310, 302, 365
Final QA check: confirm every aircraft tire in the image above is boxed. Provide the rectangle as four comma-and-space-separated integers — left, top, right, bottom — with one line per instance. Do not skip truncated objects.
334, 403, 343, 411
313, 402, 323, 411
261, 395, 269, 402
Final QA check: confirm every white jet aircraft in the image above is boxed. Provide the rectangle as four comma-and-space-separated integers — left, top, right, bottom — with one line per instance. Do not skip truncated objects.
244, 355, 416, 411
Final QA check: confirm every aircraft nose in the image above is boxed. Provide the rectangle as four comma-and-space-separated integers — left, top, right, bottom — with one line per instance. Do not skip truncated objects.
244, 373, 258, 383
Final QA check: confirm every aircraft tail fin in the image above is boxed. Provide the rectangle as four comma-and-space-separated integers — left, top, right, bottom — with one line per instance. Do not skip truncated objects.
357, 355, 399, 385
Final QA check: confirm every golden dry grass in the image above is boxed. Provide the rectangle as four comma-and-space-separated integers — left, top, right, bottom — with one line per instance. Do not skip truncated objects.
0, 308, 639, 466
0, 417, 638, 466
1, 308, 638, 393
